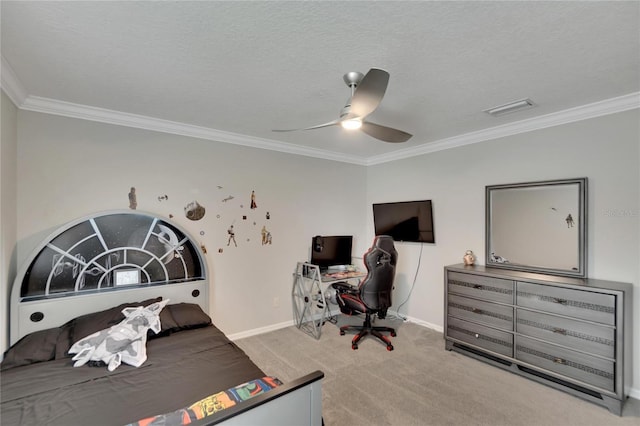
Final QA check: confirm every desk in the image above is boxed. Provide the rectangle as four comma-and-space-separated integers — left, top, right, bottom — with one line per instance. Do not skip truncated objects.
292, 262, 365, 339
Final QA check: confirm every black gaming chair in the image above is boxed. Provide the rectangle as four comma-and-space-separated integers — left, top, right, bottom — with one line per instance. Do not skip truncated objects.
332, 235, 398, 351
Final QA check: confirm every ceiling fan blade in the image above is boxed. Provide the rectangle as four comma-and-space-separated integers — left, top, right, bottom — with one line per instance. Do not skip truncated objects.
361, 121, 412, 143
272, 119, 341, 132
349, 68, 389, 118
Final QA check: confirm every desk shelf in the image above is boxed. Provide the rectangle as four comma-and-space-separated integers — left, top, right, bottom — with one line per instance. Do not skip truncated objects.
292, 262, 364, 339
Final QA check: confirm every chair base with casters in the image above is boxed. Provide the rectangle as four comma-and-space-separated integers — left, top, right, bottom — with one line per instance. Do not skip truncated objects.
339, 312, 396, 351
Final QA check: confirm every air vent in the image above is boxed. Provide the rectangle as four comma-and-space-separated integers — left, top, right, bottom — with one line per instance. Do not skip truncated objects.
484, 98, 536, 117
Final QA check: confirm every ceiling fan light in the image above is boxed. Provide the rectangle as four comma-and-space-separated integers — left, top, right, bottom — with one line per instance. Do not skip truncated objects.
341, 118, 362, 130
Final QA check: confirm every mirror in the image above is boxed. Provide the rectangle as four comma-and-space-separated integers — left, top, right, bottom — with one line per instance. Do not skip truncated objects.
486, 178, 587, 278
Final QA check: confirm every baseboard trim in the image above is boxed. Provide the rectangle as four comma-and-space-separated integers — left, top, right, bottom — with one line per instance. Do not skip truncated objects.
403, 315, 443, 333
227, 319, 294, 341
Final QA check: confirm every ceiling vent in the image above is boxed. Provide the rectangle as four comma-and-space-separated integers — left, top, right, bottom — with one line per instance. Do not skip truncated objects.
484, 98, 536, 117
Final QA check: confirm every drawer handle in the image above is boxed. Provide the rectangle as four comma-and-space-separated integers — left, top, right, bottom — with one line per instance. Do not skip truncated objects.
552, 328, 567, 335
554, 357, 567, 365
552, 298, 568, 305
472, 308, 483, 314
473, 284, 483, 290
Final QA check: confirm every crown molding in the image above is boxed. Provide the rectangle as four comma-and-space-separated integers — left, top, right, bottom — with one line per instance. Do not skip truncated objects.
19, 91, 638, 167
19, 96, 368, 165
366, 92, 640, 165
0, 55, 27, 107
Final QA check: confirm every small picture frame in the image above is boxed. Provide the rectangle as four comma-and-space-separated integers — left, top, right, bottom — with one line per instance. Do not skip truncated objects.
114, 269, 141, 286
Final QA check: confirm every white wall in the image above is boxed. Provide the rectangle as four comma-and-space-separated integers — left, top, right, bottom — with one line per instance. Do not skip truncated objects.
14, 111, 368, 339
5, 104, 640, 395
1, 90, 18, 357
366, 109, 640, 394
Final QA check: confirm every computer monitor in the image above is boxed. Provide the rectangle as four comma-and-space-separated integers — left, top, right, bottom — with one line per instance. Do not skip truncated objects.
310, 235, 353, 270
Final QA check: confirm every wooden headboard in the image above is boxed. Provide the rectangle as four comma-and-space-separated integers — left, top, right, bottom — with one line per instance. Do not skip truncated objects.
10, 210, 209, 345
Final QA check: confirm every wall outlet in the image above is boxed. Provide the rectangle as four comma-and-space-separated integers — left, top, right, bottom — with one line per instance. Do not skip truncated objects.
272, 296, 280, 308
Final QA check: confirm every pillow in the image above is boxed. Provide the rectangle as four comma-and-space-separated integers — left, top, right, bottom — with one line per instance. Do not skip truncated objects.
55, 322, 74, 359
70, 297, 162, 342
148, 303, 210, 339
164, 303, 211, 331
154, 307, 179, 337
1, 327, 61, 370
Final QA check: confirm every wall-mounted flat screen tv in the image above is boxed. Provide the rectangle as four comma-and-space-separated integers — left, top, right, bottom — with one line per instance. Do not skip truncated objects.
373, 200, 435, 243
310, 235, 353, 270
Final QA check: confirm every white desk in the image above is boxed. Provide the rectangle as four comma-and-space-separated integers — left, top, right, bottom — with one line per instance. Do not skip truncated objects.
292, 262, 365, 339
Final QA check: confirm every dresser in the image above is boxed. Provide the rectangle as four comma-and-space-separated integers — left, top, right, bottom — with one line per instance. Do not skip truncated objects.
444, 264, 632, 415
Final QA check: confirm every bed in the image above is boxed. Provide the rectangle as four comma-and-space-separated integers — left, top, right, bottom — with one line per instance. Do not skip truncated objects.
1, 211, 323, 425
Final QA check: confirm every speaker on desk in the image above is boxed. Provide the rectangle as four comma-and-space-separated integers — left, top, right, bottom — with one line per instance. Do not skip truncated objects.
313, 236, 323, 253
324, 286, 338, 305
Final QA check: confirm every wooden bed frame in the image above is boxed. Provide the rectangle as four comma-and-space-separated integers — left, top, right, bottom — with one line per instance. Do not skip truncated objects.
8, 210, 323, 425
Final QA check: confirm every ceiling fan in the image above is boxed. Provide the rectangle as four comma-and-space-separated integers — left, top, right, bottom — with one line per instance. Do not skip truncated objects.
273, 68, 412, 143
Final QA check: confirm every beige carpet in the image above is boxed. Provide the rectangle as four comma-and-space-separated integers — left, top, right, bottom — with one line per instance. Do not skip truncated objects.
235, 316, 640, 426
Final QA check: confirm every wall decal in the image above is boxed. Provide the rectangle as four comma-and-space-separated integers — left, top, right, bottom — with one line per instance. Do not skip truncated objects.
566, 214, 575, 228
200, 244, 207, 254
227, 224, 237, 247
222, 196, 234, 202
157, 224, 184, 263
128, 187, 137, 210
261, 226, 272, 245
199, 231, 205, 236
218, 248, 223, 253
250, 190, 257, 209
184, 200, 206, 221
266, 212, 270, 220
157, 194, 168, 202
242, 215, 247, 220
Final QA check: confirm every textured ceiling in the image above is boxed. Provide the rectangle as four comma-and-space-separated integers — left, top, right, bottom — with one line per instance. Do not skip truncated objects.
2, 1, 639, 164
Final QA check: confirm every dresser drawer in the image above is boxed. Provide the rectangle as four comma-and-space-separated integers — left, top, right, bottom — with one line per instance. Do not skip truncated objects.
447, 316, 513, 357
448, 271, 514, 304
448, 294, 513, 331
517, 282, 615, 326
516, 336, 614, 392
516, 309, 615, 359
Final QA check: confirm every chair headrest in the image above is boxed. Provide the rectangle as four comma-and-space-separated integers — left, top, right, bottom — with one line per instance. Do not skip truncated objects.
366, 235, 397, 267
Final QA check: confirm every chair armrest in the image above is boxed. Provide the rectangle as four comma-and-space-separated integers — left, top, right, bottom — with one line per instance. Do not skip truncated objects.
332, 281, 358, 294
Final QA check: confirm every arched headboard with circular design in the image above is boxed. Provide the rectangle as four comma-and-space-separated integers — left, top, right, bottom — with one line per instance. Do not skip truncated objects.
10, 210, 209, 345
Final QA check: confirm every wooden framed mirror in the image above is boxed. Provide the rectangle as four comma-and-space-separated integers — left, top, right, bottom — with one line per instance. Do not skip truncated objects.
485, 177, 587, 278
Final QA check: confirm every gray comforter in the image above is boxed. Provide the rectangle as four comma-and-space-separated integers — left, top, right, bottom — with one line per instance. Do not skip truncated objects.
1, 326, 265, 426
